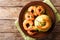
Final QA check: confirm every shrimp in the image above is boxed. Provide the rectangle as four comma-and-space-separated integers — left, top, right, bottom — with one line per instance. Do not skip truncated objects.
27, 30, 36, 35
23, 20, 34, 30
35, 15, 51, 32
36, 6, 44, 15
25, 12, 34, 21
28, 6, 37, 16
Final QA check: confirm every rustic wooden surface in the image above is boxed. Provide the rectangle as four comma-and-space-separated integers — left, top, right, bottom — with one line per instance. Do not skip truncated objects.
0, 0, 60, 40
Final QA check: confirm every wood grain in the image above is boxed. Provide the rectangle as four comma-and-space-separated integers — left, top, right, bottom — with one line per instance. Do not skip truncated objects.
0, 19, 60, 33
0, 7, 22, 19
56, 7, 60, 13
0, 0, 60, 40
0, 19, 18, 33
15, 37, 23, 40
0, 0, 41, 6
0, 32, 60, 40
51, 0, 60, 6
37, 32, 60, 40
0, 7, 60, 19
0, 0, 60, 6
52, 22, 60, 33
0, 33, 23, 40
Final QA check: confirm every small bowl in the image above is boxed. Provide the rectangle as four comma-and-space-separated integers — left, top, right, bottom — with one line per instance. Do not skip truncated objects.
18, 1, 56, 38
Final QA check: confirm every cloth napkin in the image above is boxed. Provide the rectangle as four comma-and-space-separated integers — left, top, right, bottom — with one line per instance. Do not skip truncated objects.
15, 0, 60, 40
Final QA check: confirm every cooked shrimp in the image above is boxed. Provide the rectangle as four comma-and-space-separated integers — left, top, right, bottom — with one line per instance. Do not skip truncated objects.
28, 6, 37, 16
35, 15, 51, 32
36, 6, 44, 15
27, 30, 36, 35
25, 12, 34, 21
23, 20, 34, 30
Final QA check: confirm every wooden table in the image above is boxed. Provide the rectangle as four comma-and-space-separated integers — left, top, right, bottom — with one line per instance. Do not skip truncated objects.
0, 0, 60, 40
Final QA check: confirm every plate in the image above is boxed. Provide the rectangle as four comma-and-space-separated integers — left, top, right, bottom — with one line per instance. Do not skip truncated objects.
18, 1, 56, 38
